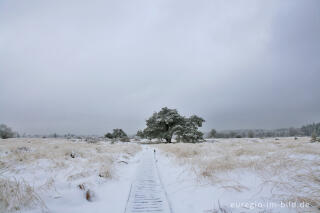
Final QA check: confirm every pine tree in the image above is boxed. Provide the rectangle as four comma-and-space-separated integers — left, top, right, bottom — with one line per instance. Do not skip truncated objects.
141, 107, 205, 143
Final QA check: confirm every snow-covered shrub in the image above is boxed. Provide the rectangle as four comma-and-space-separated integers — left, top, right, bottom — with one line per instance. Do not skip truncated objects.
104, 129, 128, 139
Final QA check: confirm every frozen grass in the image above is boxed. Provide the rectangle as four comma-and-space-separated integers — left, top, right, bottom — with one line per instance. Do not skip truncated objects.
0, 177, 46, 212
0, 138, 141, 212
156, 137, 320, 209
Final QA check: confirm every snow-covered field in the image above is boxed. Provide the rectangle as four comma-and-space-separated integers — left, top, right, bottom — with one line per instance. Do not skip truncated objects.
0, 138, 141, 213
155, 137, 320, 213
1, 137, 319, 213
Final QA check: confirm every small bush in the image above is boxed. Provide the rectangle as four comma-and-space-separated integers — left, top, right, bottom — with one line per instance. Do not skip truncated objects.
0, 124, 15, 139
105, 129, 129, 142
104, 133, 113, 139
208, 129, 217, 138
120, 137, 130, 142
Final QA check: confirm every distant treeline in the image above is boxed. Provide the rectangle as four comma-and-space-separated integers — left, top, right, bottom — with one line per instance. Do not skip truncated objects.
2, 121, 320, 140
209, 122, 320, 138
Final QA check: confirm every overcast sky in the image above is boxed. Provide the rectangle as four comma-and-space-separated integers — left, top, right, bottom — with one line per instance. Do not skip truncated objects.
0, 0, 319, 135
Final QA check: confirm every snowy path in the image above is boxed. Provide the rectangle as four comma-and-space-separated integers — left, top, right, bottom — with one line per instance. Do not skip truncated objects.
124, 148, 172, 213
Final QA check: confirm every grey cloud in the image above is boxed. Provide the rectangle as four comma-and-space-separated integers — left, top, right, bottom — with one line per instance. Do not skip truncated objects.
0, 0, 319, 134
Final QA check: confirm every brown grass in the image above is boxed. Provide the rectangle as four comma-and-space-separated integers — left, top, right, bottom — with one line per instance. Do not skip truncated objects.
156, 137, 320, 208
0, 178, 46, 212
85, 189, 95, 202
0, 138, 142, 212
0, 138, 141, 175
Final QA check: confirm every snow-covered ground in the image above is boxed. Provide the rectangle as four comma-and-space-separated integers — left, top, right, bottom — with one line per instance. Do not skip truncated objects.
155, 137, 320, 213
1, 137, 319, 213
0, 138, 142, 213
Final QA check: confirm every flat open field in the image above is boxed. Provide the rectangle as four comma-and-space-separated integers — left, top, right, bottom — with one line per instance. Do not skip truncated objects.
0, 138, 141, 213
156, 137, 320, 212
0, 137, 319, 213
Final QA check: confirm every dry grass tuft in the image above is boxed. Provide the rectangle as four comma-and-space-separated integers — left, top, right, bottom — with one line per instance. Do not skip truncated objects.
0, 178, 46, 212
98, 164, 113, 179
85, 189, 95, 202
78, 183, 86, 191
67, 172, 91, 181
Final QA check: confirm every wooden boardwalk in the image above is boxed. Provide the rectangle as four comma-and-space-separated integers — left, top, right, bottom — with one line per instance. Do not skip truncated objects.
124, 149, 172, 213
